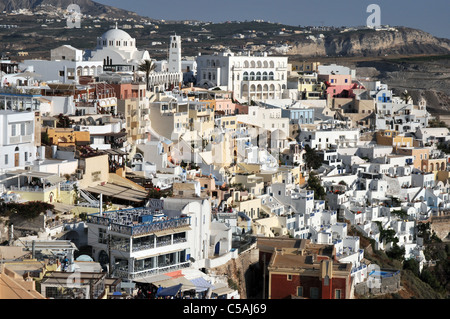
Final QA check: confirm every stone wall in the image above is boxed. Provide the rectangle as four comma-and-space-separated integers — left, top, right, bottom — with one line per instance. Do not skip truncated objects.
431, 216, 450, 241
354, 270, 401, 296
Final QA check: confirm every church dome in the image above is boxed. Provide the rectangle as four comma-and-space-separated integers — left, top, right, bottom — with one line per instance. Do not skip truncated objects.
97, 25, 136, 50
101, 28, 133, 42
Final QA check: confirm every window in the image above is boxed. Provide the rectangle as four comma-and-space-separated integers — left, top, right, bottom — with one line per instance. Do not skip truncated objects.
11, 124, 16, 136
98, 228, 107, 244
287, 274, 292, 281
310, 287, 319, 299
4, 154, 8, 165
335, 289, 342, 299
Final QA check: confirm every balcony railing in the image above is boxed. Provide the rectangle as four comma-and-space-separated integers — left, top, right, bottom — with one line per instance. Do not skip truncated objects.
9, 185, 57, 193
114, 261, 191, 280
87, 215, 191, 237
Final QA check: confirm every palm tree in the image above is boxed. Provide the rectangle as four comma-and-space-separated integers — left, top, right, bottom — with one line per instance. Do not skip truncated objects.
401, 90, 412, 104
138, 59, 156, 91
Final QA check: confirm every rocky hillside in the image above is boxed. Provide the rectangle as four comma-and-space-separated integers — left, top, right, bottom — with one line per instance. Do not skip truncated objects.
288, 27, 450, 57
0, 0, 139, 18
355, 55, 450, 114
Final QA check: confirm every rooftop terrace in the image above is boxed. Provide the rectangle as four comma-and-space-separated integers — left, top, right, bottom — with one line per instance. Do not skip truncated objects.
87, 207, 191, 237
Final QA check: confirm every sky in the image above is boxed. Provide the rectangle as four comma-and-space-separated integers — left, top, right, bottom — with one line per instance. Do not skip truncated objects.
94, 0, 450, 39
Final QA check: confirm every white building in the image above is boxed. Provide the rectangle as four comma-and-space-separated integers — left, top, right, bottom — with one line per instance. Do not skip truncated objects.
299, 127, 360, 150
87, 196, 213, 282
237, 105, 290, 137
196, 51, 288, 103
0, 110, 36, 173
89, 25, 150, 68
21, 45, 104, 84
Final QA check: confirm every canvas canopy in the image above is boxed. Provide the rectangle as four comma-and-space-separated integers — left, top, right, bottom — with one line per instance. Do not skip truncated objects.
156, 283, 182, 297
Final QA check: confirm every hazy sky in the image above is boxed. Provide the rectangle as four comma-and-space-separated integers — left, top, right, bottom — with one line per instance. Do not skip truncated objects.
94, 0, 450, 39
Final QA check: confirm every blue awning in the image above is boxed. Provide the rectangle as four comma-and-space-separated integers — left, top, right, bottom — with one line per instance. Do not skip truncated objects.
190, 277, 214, 292
156, 284, 183, 297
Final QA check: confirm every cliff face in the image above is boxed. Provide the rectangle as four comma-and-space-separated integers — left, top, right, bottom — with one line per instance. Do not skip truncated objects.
288, 27, 450, 57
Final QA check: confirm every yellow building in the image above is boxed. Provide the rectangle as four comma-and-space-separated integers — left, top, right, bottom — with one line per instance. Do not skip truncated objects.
232, 194, 262, 220
217, 115, 238, 131
0, 266, 45, 299
77, 154, 110, 189
396, 147, 430, 170
377, 130, 414, 150
422, 158, 447, 173
289, 73, 326, 100
233, 173, 265, 196
291, 61, 321, 73
4, 170, 65, 204
45, 127, 90, 147
188, 103, 215, 139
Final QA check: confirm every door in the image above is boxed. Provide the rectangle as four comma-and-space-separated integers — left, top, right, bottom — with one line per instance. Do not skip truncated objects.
14, 153, 19, 167
214, 242, 220, 256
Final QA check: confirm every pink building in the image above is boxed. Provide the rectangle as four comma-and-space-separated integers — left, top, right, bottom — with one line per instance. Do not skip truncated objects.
214, 98, 236, 115
318, 74, 354, 98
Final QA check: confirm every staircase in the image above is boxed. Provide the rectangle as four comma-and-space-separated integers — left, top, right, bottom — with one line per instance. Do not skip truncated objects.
78, 189, 100, 208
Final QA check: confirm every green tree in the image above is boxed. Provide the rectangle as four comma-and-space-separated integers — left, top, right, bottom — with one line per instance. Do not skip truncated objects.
420, 268, 443, 292
307, 171, 326, 200
386, 243, 405, 260
303, 144, 323, 170
403, 258, 420, 277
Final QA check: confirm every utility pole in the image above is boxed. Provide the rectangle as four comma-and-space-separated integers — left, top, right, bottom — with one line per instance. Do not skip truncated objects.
262, 253, 266, 299
108, 233, 112, 277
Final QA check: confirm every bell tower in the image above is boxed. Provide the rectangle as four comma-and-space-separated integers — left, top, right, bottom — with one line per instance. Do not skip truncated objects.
168, 35, 181, 74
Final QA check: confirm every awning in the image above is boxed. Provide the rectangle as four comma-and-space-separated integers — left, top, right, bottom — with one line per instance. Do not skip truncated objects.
189, 277, 214, 292
212, 286, 235, 296
45, 175, 65, 184
133, 273, 171, 284
152, 276, 196, 291
154, 226, 191, 237
85, 183, 148, 203
5, 170, 62, 181
155, 229, 174, 237
156, 283, 182, 297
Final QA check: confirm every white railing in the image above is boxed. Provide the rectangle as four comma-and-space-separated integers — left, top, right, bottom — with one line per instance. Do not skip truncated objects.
116, 261, 191, 280
9, 185, 57, 193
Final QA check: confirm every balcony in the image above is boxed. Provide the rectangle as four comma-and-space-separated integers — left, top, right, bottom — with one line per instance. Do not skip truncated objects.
87, 214, 191, 237
114, 261, 191, 280
9, 134, 32, 144
9, 184, 57, 193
